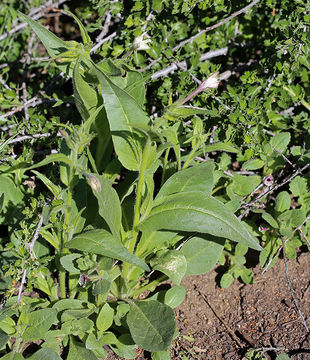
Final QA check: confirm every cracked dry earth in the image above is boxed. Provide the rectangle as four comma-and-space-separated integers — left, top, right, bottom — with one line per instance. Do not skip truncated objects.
108, 252, 310, 360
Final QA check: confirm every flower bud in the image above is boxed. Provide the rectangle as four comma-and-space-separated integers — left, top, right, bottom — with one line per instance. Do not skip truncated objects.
83, 172, 102, 192
199, 71, 220, 91
132, 33, 151, 51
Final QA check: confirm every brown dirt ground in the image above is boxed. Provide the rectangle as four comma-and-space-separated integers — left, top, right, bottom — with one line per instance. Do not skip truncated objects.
108, 252, 310, 360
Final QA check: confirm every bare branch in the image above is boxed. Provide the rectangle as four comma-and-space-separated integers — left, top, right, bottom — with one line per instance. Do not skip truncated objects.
0, 0, 68, 42
172, 0, 261, 52
90, 31, 118, 54
141, 0, 260, 72
150, 46, 229, 80
0, 97, 60, 121
29, 213, 45, 259
17, 211, 45, 304
95, 11, 112, 42
262, 215, 310, 274
17, 270, 27, 305
239, 163, 310, 219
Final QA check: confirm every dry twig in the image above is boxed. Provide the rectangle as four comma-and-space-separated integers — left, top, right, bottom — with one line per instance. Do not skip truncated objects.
0, 0, 68, 42
17, 212, 44, 304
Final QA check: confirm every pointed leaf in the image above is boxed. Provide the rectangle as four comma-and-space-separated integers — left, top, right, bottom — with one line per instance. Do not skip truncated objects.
66, 230, 149, 271
156, 161, 214, 201
27, 154, 72, 170
19, 12, 69, 59
60, 254, 82, 274
67, 336, 98, 360
164, 285, 186, 309
181, 234, 225, 275
73, 59, 98, 120
139, 192, 261, 251
88, 174, 122, 239
32, 170, 61, 198
29, 348, 62, 360
151, 250, 187, 285
0, 175, 23, 204
204, 142, 238, 153
0, 354, 24, 360
18, 308, 58, 341
96, 303, 114, 332
18, 12, 74, 75
127, 300, 176, 352
92, 62, 149, 170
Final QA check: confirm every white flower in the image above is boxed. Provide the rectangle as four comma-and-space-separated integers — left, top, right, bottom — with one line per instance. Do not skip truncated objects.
132, 33, 151, 51
199, 72, 220, 91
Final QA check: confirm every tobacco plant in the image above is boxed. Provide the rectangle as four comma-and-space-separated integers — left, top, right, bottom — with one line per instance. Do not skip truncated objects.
0, 12, 262, 359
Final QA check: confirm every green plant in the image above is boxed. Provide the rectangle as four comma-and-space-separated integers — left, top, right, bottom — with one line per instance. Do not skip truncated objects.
0, 11, 262, 359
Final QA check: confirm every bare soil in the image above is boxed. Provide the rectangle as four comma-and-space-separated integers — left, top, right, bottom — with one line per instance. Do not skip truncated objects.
108, 252, 310, 360
174, 251, 310, 360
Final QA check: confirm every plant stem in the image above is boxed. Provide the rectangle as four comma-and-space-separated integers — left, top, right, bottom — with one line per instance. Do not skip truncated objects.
182, 143, 199, 169
161, 148, 170, 187
123, 140, 151, 282
59, 149, 78, 298
131, 139, 151, 252
130, 275, 167, 298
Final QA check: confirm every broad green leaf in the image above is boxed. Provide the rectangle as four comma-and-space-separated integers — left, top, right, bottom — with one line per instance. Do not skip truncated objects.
112, 334, 137, 359
92, 62, 150, 170
290, 208, 306, 227
89, 174, 122, 239
0, 329, 9, 348
29, 348, 62, 360
85, 333, 108, 358
0, 175, 23, 204
111, 65, 146, 107
18, 12, 73, 75
139, 192, 261, 251
92, 278, 111, 296
275, 191, 291, 212
151, 250, 187, 285
32, 170, 61, 198
242, 158, 265, 170
276, 354, 290, 360
235, 243, 248, 256
27, 153, 72, 170
164, 285, 186, 308
230, 174, 261, 196
52, 299, 84, 312
18, 308, 57, 341
156, 161, 214, 201
181, 234, 225, 275
19, 12, 69, 58
136, 230, 181, 258
152, 351, 170, 360
66, 230, 149, 271
262, 212, 278, 228
204, 142, 238, 153
127, 300, 176, 352
270, 132, 291, 153
220, 273, 234, 288
73, 58, 98, 120
96, 303, 114, 332
60, 254, 82, 274
67, 336, 98, 360
0, 353, 24, 360
289, 176, 307, 197
0, 316, 15, 335
61, 307, 95, 322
